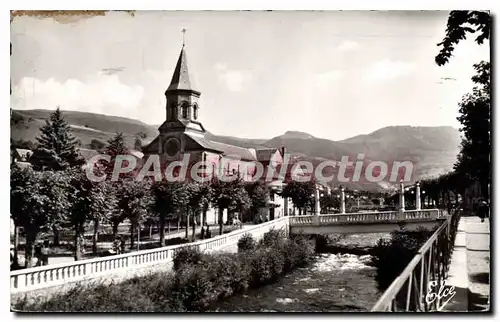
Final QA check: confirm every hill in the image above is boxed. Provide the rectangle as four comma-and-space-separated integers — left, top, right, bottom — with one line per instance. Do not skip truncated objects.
11, 109, 158, 149
11, 109, 461, 190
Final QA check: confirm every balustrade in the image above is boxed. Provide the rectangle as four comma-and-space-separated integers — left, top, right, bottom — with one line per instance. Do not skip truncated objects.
290, 209, 440, 227
10, 217, 289, 293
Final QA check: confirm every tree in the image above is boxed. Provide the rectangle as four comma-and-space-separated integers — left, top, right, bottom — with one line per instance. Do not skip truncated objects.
281, 180, 316, 215
66, 169, 90, 260
134, 138, 143, 151
11, 166, 70, 267
319, 193, 339, 214
66, 169, 116, 259
103, 132, 134, 179
435, 11, 490, 66
105, 182, 129, 239
198, 183, 213, 227
436, 11, 491, 201
136, 131, 148, 139
185, 183, 202, 240
244, 181, 270, 221
115, 180, 152, 249
210, 177, 250, 235
30, 107, 85, 171
89, 139, 106, 151
152, 181, 190, 246
453, 62, 491, 200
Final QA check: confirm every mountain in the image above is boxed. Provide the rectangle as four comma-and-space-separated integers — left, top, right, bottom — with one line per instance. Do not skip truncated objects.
11, 109, 461, 190
259, 126, 461, 191
11, 109, 158, 149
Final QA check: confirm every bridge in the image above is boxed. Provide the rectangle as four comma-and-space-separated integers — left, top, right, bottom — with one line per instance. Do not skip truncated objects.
10, 209, 444, 296
289, 209, 445, 235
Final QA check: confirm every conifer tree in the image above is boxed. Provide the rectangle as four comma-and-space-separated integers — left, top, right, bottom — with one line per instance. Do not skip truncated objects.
103, 132, 132, 179
30, 108, 84, 171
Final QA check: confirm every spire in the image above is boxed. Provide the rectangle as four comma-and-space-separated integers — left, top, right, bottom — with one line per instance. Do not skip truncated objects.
166, 29, 199, 94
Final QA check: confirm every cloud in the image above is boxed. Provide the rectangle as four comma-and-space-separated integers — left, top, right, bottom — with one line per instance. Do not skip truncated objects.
337, 40, 360, 52
315, 70, 342, 88
12, 74, 144, 113
366, 60, 416, 81
214, 63, 253, 92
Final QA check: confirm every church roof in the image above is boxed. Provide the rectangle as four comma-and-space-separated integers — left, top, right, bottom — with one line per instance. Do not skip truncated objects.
255, 148, 278, 162
185, 133, 257, 161
166, 47, 199, 94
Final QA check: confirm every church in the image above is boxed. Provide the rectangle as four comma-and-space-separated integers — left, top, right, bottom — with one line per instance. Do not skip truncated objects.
142, 43, 296, 224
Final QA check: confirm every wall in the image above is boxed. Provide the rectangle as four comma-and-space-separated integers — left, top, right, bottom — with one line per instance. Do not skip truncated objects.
10, 217, 289, 295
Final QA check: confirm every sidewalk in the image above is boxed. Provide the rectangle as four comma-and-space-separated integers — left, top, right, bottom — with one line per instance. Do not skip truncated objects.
445, 216, 490, 312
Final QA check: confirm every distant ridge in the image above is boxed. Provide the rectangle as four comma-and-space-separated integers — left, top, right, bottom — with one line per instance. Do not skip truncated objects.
11, 109, 461, 190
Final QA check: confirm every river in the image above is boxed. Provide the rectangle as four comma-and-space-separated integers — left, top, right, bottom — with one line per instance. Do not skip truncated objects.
210, 231, 391, 312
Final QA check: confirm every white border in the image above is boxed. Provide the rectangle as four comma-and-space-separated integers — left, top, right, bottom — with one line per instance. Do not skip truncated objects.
3, 1, 499, 320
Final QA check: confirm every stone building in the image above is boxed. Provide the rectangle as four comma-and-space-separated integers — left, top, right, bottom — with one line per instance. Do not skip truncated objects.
142, 44, 296, 223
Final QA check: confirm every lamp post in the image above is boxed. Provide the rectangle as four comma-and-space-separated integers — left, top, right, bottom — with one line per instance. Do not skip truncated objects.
399, 180, 405, 212
340, 187, 346, 214
416, 182, 421, 210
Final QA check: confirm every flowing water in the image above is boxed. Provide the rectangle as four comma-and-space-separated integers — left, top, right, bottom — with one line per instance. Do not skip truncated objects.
210, 253, 382, 312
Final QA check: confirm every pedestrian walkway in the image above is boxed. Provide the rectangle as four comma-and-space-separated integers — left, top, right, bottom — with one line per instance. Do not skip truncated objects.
445, 216, 490, 312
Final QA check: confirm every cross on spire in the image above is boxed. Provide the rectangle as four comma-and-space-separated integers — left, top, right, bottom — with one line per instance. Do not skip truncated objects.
182, 28, 187, 47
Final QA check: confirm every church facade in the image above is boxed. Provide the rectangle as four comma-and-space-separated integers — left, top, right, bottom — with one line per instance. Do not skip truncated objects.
142, 45, 295, 224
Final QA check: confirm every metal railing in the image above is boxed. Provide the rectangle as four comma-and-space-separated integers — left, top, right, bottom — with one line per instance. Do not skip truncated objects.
371, 209, 460, 312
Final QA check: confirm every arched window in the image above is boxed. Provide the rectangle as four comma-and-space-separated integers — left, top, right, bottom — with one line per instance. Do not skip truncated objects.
181, 103, 189, 119
193, 104, 198, 120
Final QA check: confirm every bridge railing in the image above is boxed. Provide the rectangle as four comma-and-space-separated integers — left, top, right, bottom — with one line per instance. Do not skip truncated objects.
289, 209, 442, 226
10, 216, 289, 294
371, 209, 460, 312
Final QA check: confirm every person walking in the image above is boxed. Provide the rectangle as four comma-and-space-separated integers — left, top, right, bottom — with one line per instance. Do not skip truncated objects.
478, 200, 489, 223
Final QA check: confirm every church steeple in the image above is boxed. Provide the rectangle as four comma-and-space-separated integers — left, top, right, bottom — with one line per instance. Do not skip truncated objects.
166, 46, 200, 95
163, 31, 203, 132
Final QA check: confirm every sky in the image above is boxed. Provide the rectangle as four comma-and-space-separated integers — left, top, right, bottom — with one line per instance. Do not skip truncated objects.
10, 11, 490, 141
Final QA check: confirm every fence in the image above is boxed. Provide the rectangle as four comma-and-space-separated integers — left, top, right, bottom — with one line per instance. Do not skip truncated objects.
371, 209, 460, 312
10, 217, 289, 294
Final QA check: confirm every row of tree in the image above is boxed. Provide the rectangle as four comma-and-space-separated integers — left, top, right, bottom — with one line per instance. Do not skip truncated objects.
10, 108, 278, 267
435, 11, 491, 201
11, 162, 276, 267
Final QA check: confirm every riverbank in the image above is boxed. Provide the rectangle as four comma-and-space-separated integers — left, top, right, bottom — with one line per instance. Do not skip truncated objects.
209, 253, 380, 312
12, 230, 315, 312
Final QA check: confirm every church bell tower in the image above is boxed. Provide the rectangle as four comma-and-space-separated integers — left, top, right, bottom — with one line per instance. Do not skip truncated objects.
159, 30, 205, 135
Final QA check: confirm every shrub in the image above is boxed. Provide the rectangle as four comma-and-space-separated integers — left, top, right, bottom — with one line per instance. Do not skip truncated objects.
13, 280, 158, 312
171, 264, 215, 311
314, 234, 332, 253
371, 228, 433, 292
249, 248, 274, 286
237, 233, 256, 252
173, 246, 204, 272
285, 234, 315, 270
259, 228, 286, 248
13, 230, 315, 312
